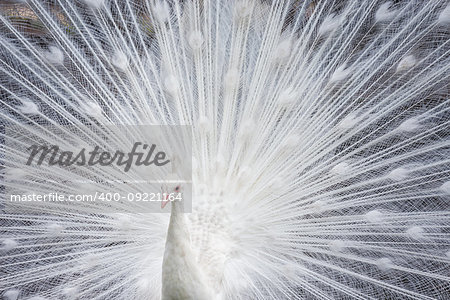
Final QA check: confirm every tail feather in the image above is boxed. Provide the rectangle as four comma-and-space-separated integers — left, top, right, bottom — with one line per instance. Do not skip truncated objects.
1, 0, 449, 299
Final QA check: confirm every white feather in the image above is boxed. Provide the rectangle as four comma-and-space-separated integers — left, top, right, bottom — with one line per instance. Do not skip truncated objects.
375, 2, 398, 23
375, 257, 393, 271
43, 46, 64, 65
111, 50, 129, 71
438, 4, 450, 24
318, 13, 344, 35
3, 290, 20, 300
396, 54, 417, 72
330, 63, 351, 82
18, 99, 39, 114
0, 1, 449, 299
83, 0, 103, 9
2, 239, 18, 252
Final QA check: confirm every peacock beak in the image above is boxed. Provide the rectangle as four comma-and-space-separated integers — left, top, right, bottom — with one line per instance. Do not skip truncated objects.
161, 198, 169, 209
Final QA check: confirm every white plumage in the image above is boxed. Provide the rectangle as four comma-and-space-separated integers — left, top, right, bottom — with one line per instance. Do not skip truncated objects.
0, 0, 450, 299
162, 197, 215, 300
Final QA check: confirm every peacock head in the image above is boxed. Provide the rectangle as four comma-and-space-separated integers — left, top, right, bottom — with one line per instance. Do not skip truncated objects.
161, 185, 181, 209
159, 153, 190, 211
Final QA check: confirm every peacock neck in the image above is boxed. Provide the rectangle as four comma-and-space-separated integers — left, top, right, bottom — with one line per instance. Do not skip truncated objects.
162, 198, 215, 300
169, 200, 184, 223
166, 200, 189, 243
